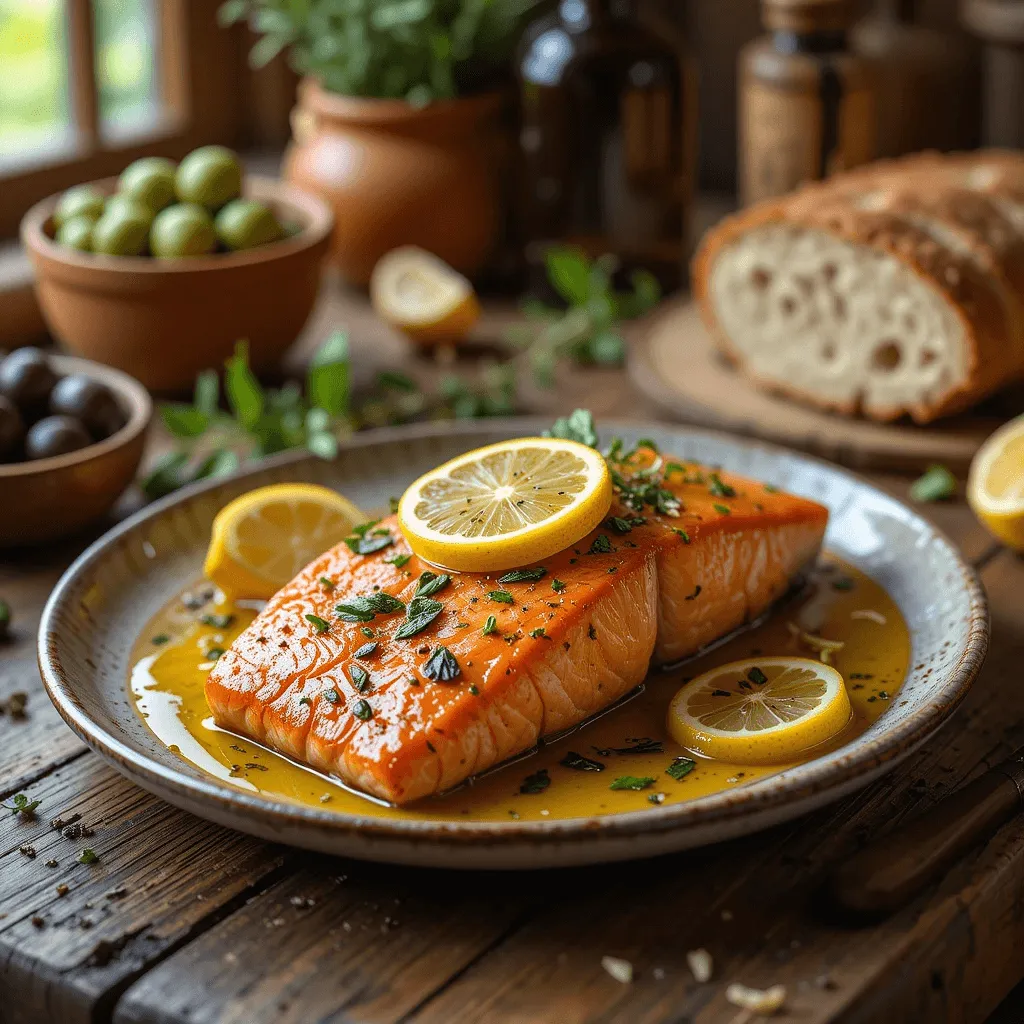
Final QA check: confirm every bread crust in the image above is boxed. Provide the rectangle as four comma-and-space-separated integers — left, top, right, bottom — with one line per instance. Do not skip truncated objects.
693, 152, 1024, 423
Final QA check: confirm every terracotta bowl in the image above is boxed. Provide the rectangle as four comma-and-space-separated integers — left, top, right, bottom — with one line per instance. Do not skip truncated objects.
0, 354, 151, 546
21, 176, 333, 393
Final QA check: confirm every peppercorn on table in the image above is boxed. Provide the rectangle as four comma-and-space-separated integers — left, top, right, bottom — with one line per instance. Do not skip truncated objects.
2, 298, 1024, 1024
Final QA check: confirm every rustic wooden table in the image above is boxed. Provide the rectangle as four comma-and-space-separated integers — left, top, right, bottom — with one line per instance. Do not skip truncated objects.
2, 288, 1024, 1024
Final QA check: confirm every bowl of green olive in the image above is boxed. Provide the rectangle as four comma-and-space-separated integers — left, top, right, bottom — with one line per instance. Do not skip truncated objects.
0, 348, 151, 546
21, 147, 333, 393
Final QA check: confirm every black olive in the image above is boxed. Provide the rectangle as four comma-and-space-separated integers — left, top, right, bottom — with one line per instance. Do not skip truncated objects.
24, 415, 93, 460
0, 396, 25, 462
49, 374, 125, 441
0, 348, 58, 421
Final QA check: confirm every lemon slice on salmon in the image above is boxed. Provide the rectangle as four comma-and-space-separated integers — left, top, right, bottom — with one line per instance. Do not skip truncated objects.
968, 416, 1024, 551
398, 437, 612, 572
668, 657, 852, 765
370, 246, 480, 346
204, 483, 366, 600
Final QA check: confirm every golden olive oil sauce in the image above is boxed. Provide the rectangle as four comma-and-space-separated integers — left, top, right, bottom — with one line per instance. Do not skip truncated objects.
130, 557, 909, 822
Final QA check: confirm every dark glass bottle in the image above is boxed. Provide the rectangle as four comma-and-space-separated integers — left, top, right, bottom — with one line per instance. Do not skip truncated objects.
517, 0, 696, 294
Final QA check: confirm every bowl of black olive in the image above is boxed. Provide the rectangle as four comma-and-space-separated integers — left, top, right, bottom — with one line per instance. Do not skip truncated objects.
0, 348, 151, 546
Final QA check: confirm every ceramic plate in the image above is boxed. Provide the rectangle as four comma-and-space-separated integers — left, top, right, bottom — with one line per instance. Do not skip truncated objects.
38, 420, 988, 868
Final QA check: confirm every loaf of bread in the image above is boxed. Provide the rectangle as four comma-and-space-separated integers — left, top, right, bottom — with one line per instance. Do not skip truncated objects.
693, 150, 1024, 423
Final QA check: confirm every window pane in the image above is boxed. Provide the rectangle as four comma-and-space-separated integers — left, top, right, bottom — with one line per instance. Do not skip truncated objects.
0, 0, 72, 165
94, 0, 159, 140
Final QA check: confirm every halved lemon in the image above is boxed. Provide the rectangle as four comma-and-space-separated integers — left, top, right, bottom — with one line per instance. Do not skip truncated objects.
370, 246, 480, 346
397, 437, 612, 572
668, 657, 852, 765
204, 484, 366, 600
967, 416, 1024, 551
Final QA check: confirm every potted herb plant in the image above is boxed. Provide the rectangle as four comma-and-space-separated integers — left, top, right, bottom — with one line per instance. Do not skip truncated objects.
221, 0, 542, 285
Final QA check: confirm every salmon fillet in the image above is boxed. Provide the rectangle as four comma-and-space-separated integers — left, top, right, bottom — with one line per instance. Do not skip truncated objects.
206, 456, 828, 804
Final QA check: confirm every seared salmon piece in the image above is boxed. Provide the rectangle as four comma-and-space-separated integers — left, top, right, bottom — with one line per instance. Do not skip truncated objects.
206, 458, 827, 804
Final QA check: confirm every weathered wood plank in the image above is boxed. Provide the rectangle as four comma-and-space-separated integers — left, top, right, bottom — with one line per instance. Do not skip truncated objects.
113, 861, 541, 1024
0, 539, 93, 795
0, 756, 287, 1024
404, 549, 1023, 1024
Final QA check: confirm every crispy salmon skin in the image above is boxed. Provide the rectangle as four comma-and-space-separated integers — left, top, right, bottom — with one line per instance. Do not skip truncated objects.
206, 456, 828, 804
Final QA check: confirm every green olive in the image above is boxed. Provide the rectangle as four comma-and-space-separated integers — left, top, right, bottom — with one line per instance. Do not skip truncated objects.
92, 201, 151, 257
56, 215, 95, 253
103, 194, 154, 228
150, 203, 217, 259
118, 157, 177, 214
214, 199, 282, 251
175, 146, 243, 212
53, 185, 105, 229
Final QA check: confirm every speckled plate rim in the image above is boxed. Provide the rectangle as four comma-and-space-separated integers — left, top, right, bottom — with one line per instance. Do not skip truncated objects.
37, 419, 990, 868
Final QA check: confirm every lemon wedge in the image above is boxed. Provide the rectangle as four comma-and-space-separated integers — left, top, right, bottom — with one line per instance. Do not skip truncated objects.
204, 483, 366, 600
397, 437, 612, 572
370, 246, 480, 345
967, 416, 1024, 551
668, 657, 852, 765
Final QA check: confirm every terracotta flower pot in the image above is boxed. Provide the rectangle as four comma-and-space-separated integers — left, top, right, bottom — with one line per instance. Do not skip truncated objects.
284, 80, 503, 286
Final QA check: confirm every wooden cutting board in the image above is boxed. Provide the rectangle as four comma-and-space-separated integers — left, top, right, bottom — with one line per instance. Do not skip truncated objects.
628, 300, 1019, 474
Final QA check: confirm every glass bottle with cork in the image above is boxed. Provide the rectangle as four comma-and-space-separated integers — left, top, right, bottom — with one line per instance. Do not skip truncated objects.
516, 0, 696, 294
739, 0, 875, 206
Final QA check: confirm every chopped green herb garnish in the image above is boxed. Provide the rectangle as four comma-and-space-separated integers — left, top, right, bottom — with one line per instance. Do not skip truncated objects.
389, 496, 400, 514
610, 776, 656, 791
713, 503, 731, 516
588, 534, 613, 554
336, 593, 404, 622
708, 473, 736, 499
764, 483, 779, 493
323, 688, 340, 703
299, 696, 311, 706
423, 645, 460, 681
353, 699, 373, 721
666, 756, 696, 781
415, 572, 451, 598
78, 848, 99, 865
560, 751, 605, 772
593, 737, 663, 756
482, 615, 498, 636
470, 685, 480, 695
3, 794, 40, 818
305, 614, 331, 633
551, 579, 566, 593
910, 464, 957, 503
360, 626, 375, 638
385, 553, 412, 569
606, 516, 646, 534
394, 597, 443, 640
318, 576, 335, 591
637, 438, 659, 453
747, 666, 768, 685
151, 634, 170, 645
200, 613, 235, 629
648, 792, 667, 804
206, 647, 226, 660
673, 528, 691, 544
344, 528, 394, 555
519, 768, 551, 794
831, 577, 855, 592
529, 627, 549, 639
349, 665, 371, 692
544, 409, 598, 448
354, 641, 378, 659
498, 567, 547, 583
488, 590, 514, 604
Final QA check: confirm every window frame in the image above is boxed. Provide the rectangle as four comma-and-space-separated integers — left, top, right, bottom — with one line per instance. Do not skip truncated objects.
0, 0, 249, 238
